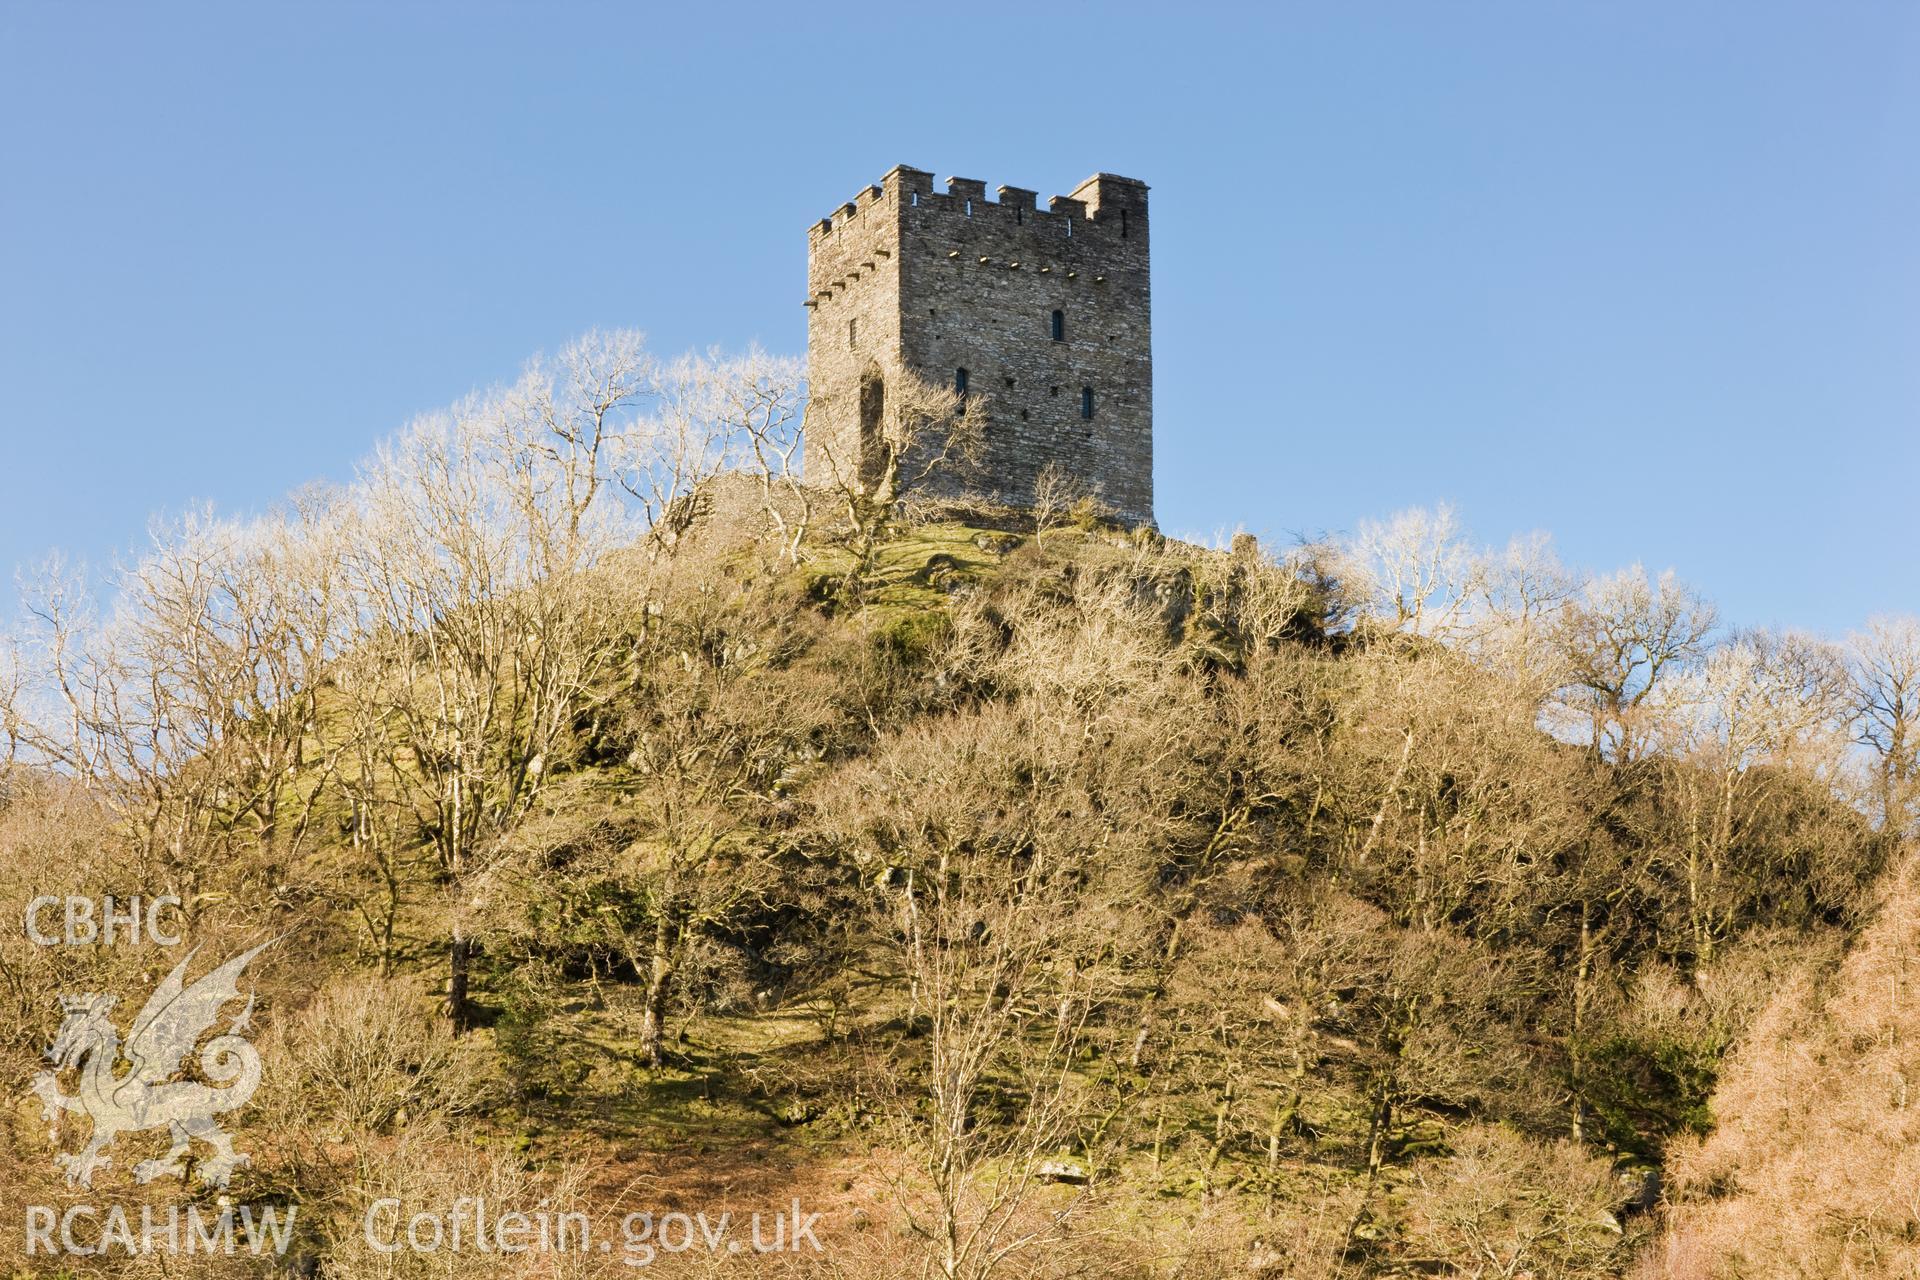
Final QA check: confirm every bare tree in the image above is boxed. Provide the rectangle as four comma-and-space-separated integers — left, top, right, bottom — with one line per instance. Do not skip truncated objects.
1348, 503, 1485, 640
13, 523, 306, 903
345, 376, 626, 1028
138, 496, 352, 871
499, 330, 802, 559
823, 704, 1117, 1280
1646, 630, 1853, 963
1848, 615, 1920, 835
803, 363, 985, 601
0, 633, 22, 779
1556, 564, 1718, 763
1465, 530, 1579, 696
614, 605, 831, 1067
13, 556, 119, 785
813, 569, 1203, 1278
714, 349, 811, 561
1030, 461, 1112, 541
501, 329, 654, 551
609, 347, 747, 548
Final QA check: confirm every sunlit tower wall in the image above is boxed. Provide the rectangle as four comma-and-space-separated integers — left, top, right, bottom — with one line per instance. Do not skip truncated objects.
803, 164, 1154, 527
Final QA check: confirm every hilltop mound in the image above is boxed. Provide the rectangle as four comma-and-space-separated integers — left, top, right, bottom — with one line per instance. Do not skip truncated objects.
2, 504, 1892, 1279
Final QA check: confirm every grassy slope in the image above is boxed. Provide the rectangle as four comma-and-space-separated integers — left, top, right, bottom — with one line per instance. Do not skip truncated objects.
458, 522, 1627, 1276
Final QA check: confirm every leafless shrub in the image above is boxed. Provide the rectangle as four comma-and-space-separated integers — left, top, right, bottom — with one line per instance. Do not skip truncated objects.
266, 975, 483, 1137
319, 1131, 604, 1280
1399, 1124, 1631, 1278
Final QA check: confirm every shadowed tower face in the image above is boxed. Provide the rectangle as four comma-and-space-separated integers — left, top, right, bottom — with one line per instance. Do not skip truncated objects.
803, 165, 1154, 528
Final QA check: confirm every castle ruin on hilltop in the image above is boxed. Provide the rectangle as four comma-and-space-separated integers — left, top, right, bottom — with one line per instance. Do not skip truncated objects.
803, 165, 1154, 528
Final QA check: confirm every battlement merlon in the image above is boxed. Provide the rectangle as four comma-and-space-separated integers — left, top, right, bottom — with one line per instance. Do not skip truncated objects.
996, 185, 1038, 213
884, 165, 936, 201
944, 177, 989, 205
1068, 173, 1149, 231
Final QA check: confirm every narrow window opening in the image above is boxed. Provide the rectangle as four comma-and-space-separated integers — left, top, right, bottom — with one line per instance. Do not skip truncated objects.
1049, 385, 1059, 397
1065, 217, 1073, 238
911, 191, 919, 206
1050, 309, 1065, 342
1121, 209, 1129, 239
1004, 376, 1015, 389
955, 368, 969, 397
847, 318, 857, 348
1080, 387, 1094, 420
965, 199, 973, 217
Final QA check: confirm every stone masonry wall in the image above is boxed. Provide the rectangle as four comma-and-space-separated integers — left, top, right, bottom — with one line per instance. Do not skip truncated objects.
803, 180, 903, 492
803, 164, 1154, 528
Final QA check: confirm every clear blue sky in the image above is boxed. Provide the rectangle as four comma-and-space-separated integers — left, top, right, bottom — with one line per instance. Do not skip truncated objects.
2, 2, 1914, 634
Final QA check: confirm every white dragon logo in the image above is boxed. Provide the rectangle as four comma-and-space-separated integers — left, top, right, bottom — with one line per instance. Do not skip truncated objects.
32, 941, 272, 1189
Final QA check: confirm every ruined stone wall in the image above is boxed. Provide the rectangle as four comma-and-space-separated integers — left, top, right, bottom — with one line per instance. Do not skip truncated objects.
803, 165, 1154, 528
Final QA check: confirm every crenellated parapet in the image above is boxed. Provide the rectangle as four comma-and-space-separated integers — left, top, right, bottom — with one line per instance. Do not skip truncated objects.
809, 165, 1148, 243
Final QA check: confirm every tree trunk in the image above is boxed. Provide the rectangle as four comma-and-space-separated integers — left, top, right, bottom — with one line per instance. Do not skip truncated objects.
447, 928, 473, 1033
1345, 1084, 1395, 1248
1570, 899, 1595, 1141
640, 913, 675, 1068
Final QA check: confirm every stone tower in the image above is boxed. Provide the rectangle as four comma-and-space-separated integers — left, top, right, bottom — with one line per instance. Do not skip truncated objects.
803, 165, 1154, 527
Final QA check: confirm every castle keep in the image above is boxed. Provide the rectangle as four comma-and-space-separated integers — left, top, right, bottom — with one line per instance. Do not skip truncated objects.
803, 165, 1154, 527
